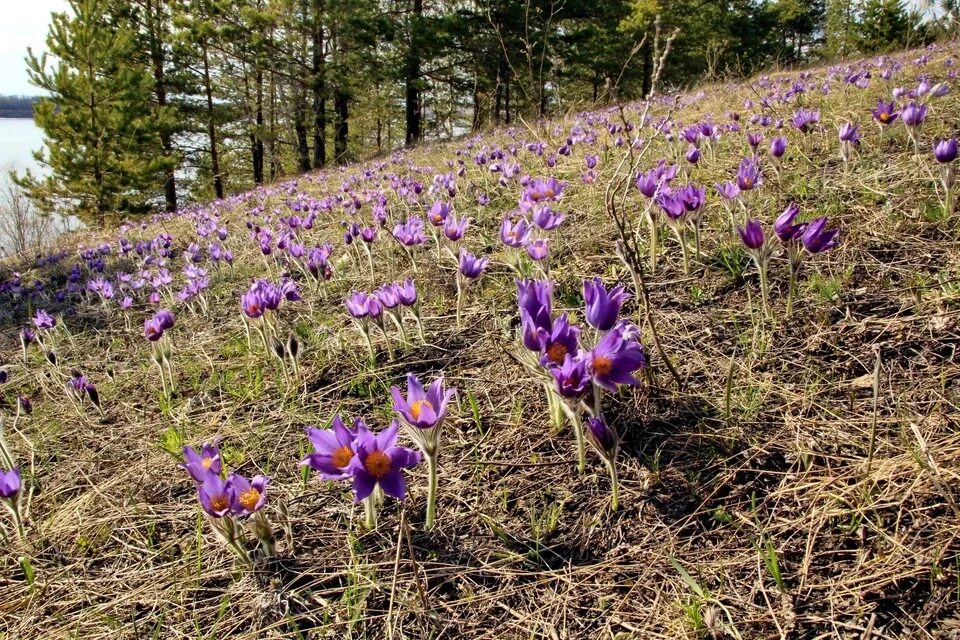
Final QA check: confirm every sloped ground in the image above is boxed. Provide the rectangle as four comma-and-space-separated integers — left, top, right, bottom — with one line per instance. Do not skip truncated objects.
2, 43, 960, 639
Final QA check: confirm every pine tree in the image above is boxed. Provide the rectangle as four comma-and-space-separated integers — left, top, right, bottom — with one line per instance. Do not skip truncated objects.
859, 0, 910, 52
23, 0, 177, 224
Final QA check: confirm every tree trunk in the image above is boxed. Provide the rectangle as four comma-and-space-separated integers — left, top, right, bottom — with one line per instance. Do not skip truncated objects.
145, 0, 176, 211
311, 0, 326, 168
294, 90, 311, 173
334, 89, 348, 163
201, 41, 224, 200
254, 68, 265, 184
404, 0, 423, 145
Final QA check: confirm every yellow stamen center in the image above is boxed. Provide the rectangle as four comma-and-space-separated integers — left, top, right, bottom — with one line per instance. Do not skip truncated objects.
742, 177, 753, 188
210, 495, 229, 512
544, 188, 555, 198
593, 356, 614, 376
879, 112, 890, 123
238, 488, 261, 511
546, 342, 567, 365
410, 400, 434, 420
331, 445, 353, 468
364, 451, 391, 478
202, 458, 214, 470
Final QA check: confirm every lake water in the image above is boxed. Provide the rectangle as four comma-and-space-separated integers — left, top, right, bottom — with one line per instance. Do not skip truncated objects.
0, 117, 46, 175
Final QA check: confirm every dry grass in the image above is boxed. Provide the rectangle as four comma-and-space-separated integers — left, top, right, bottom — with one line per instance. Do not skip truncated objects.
2, 44, 960, 639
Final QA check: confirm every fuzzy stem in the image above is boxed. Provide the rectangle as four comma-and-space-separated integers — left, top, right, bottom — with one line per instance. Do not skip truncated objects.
647, 213, 659, 275
758, 260, 772, 320
675, 227, 690, 276
606, 458, 620, 511
364, 495, 377, 529
425, 454, 438, 530
786, 258, 799, 317
560, 401, 587, 475
692, 223, 702, 262
455, 277, 464, 329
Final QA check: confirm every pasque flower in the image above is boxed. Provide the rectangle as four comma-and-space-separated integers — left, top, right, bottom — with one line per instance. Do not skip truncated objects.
774, 202, 805, 242
347, 420, 421, 503
198, 473, 231, 518
583, 278, 630, 332
181, 441, 223, 483
739, 219, 776, 318
801, 217, 839, 254
537, 313, 581, 368
302, 416, 361, 480
871, 99, 899, 126
935, 138, 958, 215
33, 310, 55, 330
392, 373, 455, 529
0, 468, 21, 499
226, 473, 269, 516
458, 250, 489, 279
500, 216, 532, 248
587, 322, 646, 391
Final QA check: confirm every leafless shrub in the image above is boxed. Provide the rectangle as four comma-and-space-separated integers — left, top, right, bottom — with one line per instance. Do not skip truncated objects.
0, 165, 60, 259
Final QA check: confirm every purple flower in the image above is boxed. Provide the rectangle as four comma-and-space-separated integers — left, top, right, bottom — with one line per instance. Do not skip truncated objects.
345, 291, 372, 318
736, 157, 762, 191
738, 219, 765, 250
517, 279, 553, 351
181, 442, 223, 483
144, 317, 164, 342
873, 98, 900, 126
521, 177, 565, 210
801, 217, 839, 254
747, 132, 763, 149
376, 284, 402, 309
458, 250, 489, 279
770, 136, 787, 159
397, 279, 417, 306
901, 101, 927, 127
587, 323, 646, 391
550, 354, 591, 399
537, 313, 581, 367
428, 201, 452, 227
792, 108, 820, 133
583, 278, 630, 331
685, 146, 701, 164
347, 421, 422, 501
839, 122, 860, 145
635, 170, 661, 198
227, 473, 270, 516
934, 138, 958, 164
0, 467, 21, 499
391, 373, 456, 430
774, 202, 805, 242
301, 416, 361, 480
360, 226, 378, 243
241, 290, 264, 319
197, 473, 231, 518
33, 310, 55, 330
586, 416, 618, 456
716, 181, 741, 200
18, 395, 32, 415
500, 217, 532, 248
443, 216, 468, 241
526, 238, 549, 261
531, 206, 566, 231
156, 309, 175, 330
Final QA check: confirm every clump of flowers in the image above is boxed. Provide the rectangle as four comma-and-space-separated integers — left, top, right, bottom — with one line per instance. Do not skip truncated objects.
392, 373, 456, 529
240, 278, 300, 360
181, 440, 274, 568
301, 416, 421, 529
145, 309, 176, 399
515, 278, 644, 510
347, 282, 423, 359
67, 370, 102, 415
901, 101, 928, 155
635, 160, 679, 274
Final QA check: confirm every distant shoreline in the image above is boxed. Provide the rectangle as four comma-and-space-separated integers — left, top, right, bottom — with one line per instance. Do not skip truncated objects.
0, 115, 34, 119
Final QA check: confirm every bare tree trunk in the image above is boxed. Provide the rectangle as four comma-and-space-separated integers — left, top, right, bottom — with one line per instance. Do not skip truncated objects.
404, 0, 423, 145
201, 41, 224, 200
145, 0, 177, 211
311, 0, 326, 168
334, 89, 348, 163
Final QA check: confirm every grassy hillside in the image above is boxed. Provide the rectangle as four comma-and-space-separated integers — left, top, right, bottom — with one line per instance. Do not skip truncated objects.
1, 42, 960, 639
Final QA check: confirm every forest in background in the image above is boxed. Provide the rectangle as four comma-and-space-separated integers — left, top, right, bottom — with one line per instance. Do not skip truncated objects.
16, 0, 960, 224
0, 96, 38, 119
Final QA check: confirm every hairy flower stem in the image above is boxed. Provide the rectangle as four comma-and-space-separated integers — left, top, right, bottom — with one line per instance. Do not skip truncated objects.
671, 226, 691, 275
606, 459, 620, 511
363, 495, 377, 529
646, 213, 659, 275
758, 261, 772, 320
425, 454, 438, 530
560, 401, 587, 475
3, 500, 25, 542
455, 277, 464, 328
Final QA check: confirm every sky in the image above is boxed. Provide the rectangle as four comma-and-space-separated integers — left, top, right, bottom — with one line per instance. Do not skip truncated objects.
0, 1, 69, 95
